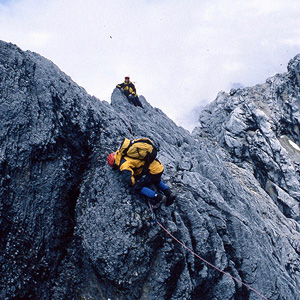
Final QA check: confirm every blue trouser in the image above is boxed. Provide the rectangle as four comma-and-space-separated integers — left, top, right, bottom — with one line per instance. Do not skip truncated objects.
140, 180, 169, 199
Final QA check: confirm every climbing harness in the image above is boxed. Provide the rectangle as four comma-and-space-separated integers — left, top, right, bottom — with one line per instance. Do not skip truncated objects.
147, 202, 269, 300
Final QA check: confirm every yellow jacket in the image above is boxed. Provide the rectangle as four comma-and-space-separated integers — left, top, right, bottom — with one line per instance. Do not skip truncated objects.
116, 81, 137, 96
114, 150, 164, 186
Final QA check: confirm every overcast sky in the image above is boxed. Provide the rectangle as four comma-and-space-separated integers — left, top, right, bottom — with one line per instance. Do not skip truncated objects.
1, 0, 300, 130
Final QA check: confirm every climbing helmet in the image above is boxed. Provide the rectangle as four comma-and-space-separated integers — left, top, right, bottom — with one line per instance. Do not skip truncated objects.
107, 153, 115, 167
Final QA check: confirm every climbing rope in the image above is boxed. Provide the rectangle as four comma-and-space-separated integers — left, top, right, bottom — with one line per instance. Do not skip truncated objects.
120, 98, 268, 299
148, 202, 269, 300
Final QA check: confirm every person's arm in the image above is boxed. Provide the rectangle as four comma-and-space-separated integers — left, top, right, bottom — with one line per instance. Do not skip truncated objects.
130, 83, 137, 94
116, 83, 124, 89
119, 160, 136, 186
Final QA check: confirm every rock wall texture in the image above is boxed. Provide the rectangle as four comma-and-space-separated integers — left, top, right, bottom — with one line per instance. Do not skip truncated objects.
0, 40, 300, 300
194, 54, 300, 222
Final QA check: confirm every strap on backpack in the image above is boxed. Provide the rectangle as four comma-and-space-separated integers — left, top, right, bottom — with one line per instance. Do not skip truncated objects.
141, 147, 158, 175
122, 140, 134, 156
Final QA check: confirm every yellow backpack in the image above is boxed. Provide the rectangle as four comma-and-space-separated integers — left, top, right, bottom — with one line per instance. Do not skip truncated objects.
118, 137, 157, 163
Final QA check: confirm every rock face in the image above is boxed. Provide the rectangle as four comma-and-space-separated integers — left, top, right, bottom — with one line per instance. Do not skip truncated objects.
195, 55, 300, 222
0, 40, 300, 300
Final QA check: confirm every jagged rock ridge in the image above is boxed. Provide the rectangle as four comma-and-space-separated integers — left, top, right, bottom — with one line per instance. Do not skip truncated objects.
0, 40, 300, 300
195, 54, 300, 222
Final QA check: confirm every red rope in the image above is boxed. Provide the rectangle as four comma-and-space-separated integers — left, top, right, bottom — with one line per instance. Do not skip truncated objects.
148, 203, 268, 300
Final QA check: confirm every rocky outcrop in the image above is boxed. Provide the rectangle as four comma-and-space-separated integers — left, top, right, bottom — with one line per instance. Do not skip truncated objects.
195, 54, 300, 222
1, 40, 300, 300
0, 40, 103, 299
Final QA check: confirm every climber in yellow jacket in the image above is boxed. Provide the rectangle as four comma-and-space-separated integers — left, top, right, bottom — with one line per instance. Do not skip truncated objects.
114, 151, 164, 186
107, 138, 175, 208
116, 76, 143, 108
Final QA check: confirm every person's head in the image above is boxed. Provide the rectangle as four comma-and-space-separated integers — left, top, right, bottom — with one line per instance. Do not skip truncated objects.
107, 153, 115, 167
125, 76, 130, 83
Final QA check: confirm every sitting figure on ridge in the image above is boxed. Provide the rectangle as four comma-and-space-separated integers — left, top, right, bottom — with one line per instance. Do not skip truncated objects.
107, 137, 176, 208
116, 76, 143, 108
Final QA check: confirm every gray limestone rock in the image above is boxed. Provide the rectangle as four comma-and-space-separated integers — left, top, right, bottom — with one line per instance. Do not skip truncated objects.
0, 40, 300, 300
194, 54, 300, 223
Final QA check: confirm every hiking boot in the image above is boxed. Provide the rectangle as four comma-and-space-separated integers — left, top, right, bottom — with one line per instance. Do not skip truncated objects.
151, 193, 166, 209
164, 189, 176, 206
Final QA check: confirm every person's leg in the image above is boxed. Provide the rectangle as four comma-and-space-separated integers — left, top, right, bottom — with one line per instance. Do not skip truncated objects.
140, 187, 155, 198
148, 173, 162, 185
157, 180, 169, 192
128, 94, 135, 105
140, 186, 165, 206
140, 173, 166, 208
135, 96, 143, 108
156, 180, 176, 207
147, 173, 169, 193
131, 95, 139, 107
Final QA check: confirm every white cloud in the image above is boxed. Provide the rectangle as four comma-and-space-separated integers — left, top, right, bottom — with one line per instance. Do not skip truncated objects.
1, 0, 300, 130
